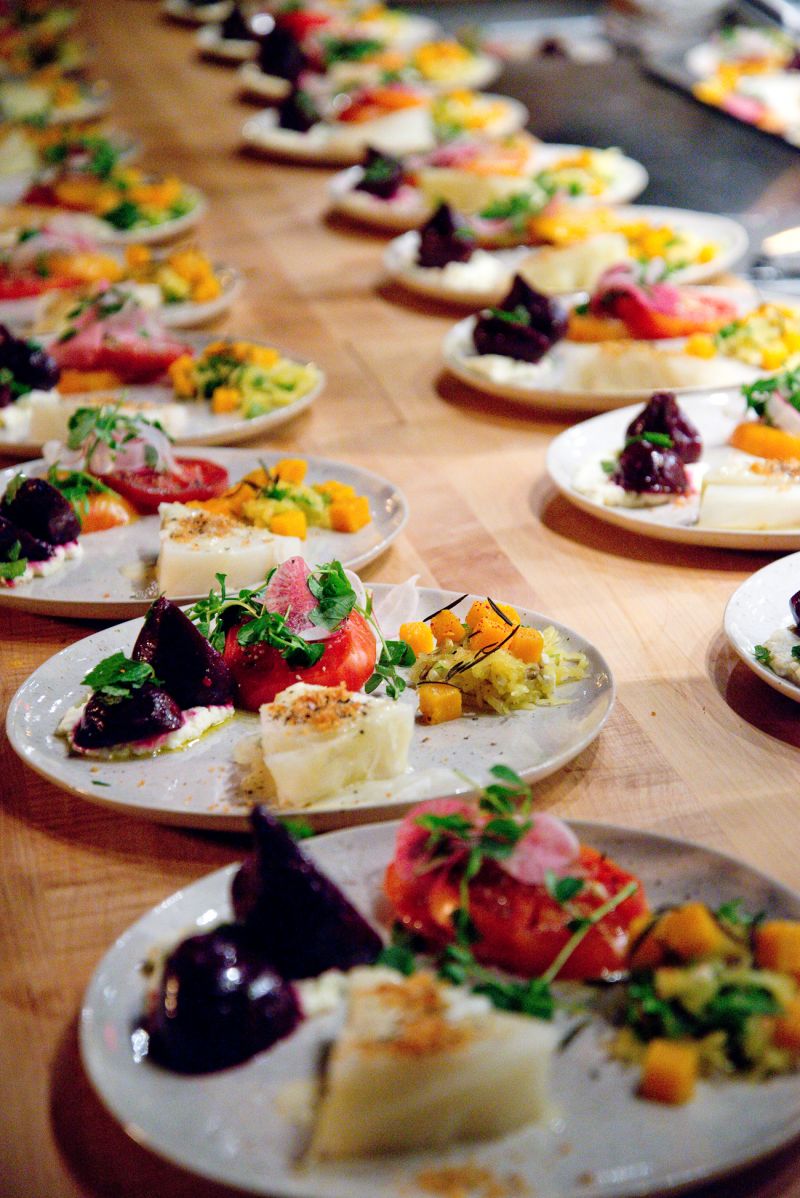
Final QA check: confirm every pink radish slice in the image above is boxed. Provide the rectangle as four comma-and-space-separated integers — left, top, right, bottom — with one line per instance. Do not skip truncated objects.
264, 556, 317, 632
501, 812, 581, 885
392, 796, 478, 883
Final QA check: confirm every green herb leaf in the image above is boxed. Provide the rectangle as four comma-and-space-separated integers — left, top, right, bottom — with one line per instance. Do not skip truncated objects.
307, 560, 357, 630
280, 817, 315, 841
82, 651, 161, 700
754, 644, 772, 666
0, 538, 27, 580
545, 871, 585, 905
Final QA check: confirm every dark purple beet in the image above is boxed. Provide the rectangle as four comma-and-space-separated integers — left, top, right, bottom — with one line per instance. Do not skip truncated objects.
354, 146, 404, 199
625, 391, 702, 464
257, 24, 306, 81
612, 439, 689, 495
787, 50, 800, 72
0, 512, 54, 562
278, 87, 320, 132
500, 275, 569, 341
143, 924, 301, 1074
417, 203, 475, 269
473, 312, 554, 363
232, 807, 383, 979
132, 596, 234, 710
538, 37, 567, 57
220, 4, 252, 41
1, 477, 79, 545
72, 684, 183, 751
0, 325, 59, 392
791, 588, 800, 630
0, 382, 12, 408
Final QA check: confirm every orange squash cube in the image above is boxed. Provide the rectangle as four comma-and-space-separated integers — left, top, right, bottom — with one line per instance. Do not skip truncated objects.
268, 510, 307, 540
465, 599, 519, 631
315, 480, 356, 501
508, 626, 544, 664
274, 458, 308, 485
640, 1040, 698, 1105
418, 683, 462, 725
398, 621, 435, 656
329, 496, 371, 533
468, 620, 510, 654
755, 922, 800, 977
656, 903, 725, 961
773, 998, 800, 1053
211, 386, 241, 414
429, 609, 466, 645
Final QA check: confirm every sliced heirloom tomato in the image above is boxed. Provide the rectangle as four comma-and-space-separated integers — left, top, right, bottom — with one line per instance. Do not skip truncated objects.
223, 610, 377, 711
610, 292, 738, 341
385, 845, 648, 981
101, 458, 229, 515
0, 274, 84, 300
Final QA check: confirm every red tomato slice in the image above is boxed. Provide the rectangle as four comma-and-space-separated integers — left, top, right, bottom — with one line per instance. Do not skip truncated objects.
612, 293, 738, 341
0, 274, 82, 300
276, 10, 330, 38
385, 845, 648, 981
52, 338, 188, 384
101, 458, 229, 514
223, 610, 377, 711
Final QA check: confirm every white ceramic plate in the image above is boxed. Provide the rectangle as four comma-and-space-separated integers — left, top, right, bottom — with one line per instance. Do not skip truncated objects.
546, 390, 800, 548
328, 153, 654, 238
6, 586, 614, 830
44, 90, 111, 126
0, 448, 408, 617
0, 263, 242, 331
197, 23, 257, 63
80, 819, 800, 1198
442, 313, 758, 412
241, 96, 531, 166
20, 186, 208, 246
725, 553, 800, 701
163, 0, 232, 25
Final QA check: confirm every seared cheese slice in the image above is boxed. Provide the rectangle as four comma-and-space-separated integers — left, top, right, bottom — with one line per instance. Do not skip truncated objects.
309, 970, 555, 1158
258, 682, 413, 808
156, 502, 300, 596
26, 391, 189, 442
699, 457, 800, 529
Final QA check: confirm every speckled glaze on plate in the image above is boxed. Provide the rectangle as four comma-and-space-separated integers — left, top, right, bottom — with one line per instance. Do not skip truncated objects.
80, 819, 800, 1198
0, 449, 408, 617
725, 552, 800, 701
6, 588, 614, 830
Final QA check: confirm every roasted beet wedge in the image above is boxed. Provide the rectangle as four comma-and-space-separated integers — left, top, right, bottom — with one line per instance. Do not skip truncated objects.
355, 146, 404, 200
220, 4, 252, 41
791, 589, 800, 631
72, 683, 183, 751
257, 24, 306, 81
278, 87, 320, 132
0, 325, 59, 393
132, 597, 234, 710
625, 392, 702, 464
1, 477, 79, 546
0, 512, 54, 562
232, 808, 383, 979
144, 924, 301, 1074
500, 275, 569, 342
417, 202, 475, 269
612, 439, 689, 496
473, 275, 568, 363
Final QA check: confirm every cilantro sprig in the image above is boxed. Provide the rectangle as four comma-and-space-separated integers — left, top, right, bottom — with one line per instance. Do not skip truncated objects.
742, 369, 800, 422
47, 464, 115, 523
82, 652, 162, 701
66, 405, 171, 471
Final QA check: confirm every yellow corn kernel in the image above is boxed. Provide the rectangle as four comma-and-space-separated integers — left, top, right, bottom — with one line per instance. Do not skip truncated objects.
269, 510, 307, 539
685, 333, 717, 359
274, 458, 307, 485
399, 621, 435, 656
430, 609, 466, 645
656, 903, 725, 961
329, 496, 371, 533
756, 922, 800, 976
508, 625, 544, 664
168, 353, 197, 398
125, 244, 152, 270
314, 480, 356, 501
465, 599, 519, 631
418, 683, 462, 725
640, 1040, 698, 1105
211, 385, 241, 414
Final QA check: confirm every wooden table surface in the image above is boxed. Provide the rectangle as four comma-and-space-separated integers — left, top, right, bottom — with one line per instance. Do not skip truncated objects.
4, 3, 800, 1195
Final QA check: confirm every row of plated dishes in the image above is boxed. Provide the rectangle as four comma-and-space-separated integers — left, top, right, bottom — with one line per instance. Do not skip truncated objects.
8, 2, 800, 1198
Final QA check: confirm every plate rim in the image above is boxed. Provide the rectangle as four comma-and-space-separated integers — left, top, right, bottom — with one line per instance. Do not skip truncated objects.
723, 551, 800, 702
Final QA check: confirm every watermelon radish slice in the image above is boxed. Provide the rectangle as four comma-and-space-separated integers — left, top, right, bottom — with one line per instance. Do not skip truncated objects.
264, 556, 316, 633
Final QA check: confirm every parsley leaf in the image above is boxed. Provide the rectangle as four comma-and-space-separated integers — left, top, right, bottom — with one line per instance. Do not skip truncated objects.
82, 652, 161, 700
754, 644, 772, 666
307, 560, 357, 629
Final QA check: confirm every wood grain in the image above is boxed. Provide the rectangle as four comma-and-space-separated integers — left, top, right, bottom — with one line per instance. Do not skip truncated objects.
2, 3, 800, 1194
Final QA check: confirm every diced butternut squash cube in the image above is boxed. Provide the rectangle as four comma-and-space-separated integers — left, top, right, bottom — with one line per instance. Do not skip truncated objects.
57, 369, 122, 394
169, 353, 197, 398
656, 903, 725, 961
430, 609, 466, 645
211, 386, 241, 414
629, 916, 664, 971
398, 621, 435, 656
268, 510, 307, 539
468, 619, 509, 654
465, 599, 519, 630
773, 998, 800, 1053
274, 458, 308, 485
192, 275, 222, 302
242, 467, 271, 489
640, 1040, 698, 1105
508, 625, 544, 664
125, 244, 151, 269
314, 480, 356, 501
755, 922, 800, 977
418, 683, 462, 725
329, 496, 371, 533
685, 333, 716, 359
